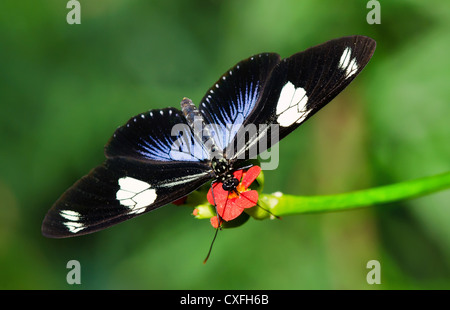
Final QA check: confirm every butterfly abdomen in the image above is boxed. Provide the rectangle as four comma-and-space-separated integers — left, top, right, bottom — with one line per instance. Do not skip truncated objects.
180, 97, 201, 126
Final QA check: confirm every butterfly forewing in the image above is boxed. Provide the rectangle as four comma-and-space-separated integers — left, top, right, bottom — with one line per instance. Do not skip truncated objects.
228, 36, 376, 160
263, 35, 376, 139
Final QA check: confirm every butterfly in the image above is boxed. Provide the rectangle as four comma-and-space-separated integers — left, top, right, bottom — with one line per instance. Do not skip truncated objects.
42, 35, 376, 238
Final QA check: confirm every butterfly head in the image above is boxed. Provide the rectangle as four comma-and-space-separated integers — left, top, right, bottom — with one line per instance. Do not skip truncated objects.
211, 157, 228, 174
222, 176, 239, 191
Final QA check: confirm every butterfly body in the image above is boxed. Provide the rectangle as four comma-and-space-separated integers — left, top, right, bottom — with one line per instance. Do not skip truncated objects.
180, 96, 241, 192
42, 36, 376, 238
179, 95, 237, 190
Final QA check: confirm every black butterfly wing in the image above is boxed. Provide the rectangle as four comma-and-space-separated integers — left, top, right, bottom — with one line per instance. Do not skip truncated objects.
232, 36, 376, 159
42, 159, 213, 238
198, 36, 376, 161
251, 35, 377, 140
42, 108, 214, 238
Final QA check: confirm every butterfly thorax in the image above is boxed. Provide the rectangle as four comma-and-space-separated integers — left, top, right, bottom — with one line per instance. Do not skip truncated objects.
211, 157, 239, 191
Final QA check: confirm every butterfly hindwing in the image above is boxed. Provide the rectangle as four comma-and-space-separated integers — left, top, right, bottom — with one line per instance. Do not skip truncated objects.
42, 158, 213, 238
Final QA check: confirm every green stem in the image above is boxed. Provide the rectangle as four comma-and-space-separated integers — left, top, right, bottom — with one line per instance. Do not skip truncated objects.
263, 171, 450, 217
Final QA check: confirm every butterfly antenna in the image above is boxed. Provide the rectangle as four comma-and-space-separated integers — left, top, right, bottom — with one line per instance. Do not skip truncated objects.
203, 226, 219, 264
203, 182, 227, 264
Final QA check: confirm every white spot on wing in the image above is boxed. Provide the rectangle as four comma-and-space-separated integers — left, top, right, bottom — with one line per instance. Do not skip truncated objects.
60, 210, 81, 222
64, 222, 85, 233
118, 198, 135, 207
119, 177, 150, 192
338, 47, 359, 79
116, 177, 157, 215
346, 57, 358, 78
339, 47, 351, 69
60, 210, 86, 233
115, 189, 135, 200
276, 82, 310, 127
133, 190, 157, 208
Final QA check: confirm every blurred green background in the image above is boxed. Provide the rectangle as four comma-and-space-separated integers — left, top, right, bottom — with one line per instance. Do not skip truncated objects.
1, 0, 449, 289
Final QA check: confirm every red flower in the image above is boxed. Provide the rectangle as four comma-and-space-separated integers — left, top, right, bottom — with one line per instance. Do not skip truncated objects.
207, 166, 261, 228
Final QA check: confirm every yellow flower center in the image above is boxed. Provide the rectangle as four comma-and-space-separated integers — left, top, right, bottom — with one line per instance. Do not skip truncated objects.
227, 182, 247, 199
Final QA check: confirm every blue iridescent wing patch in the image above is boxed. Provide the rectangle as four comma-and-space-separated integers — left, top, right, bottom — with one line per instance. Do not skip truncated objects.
106, 107, 210, 162
199, 53, 280, 152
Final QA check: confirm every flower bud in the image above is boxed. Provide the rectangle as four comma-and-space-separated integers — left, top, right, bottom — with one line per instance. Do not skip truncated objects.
192, 203, 216, 219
